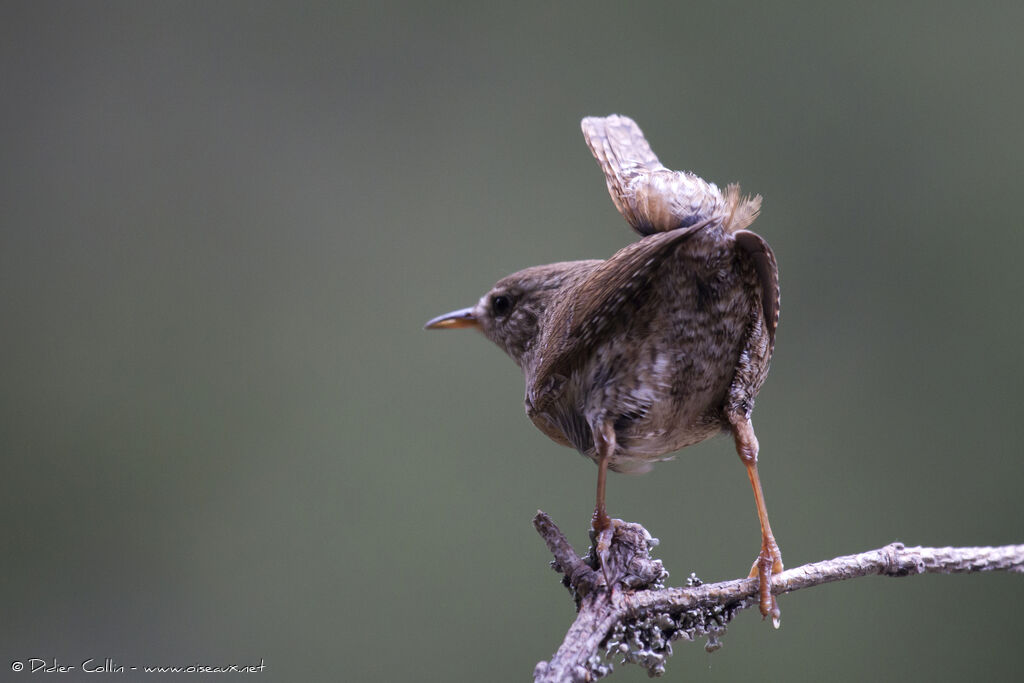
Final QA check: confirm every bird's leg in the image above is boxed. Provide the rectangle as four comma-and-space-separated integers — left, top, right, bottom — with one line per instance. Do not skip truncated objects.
592, 420, 617, 531
593, 458, 611, 532
729, 415, 783, 627
592, 421, 616, 587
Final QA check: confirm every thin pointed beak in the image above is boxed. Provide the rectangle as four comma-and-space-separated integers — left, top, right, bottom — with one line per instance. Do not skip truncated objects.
424, 307, 479, 330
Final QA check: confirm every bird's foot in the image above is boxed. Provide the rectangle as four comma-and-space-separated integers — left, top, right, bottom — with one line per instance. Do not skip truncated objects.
591, 517, 623, 590
748, 538, 783, 627
592, 505, 612, 533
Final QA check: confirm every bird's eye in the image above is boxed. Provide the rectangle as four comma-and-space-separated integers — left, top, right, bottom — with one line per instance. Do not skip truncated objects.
491, 294, 514, 317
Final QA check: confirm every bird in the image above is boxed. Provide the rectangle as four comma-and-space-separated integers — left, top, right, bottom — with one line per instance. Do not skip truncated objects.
425, 114, 783, 623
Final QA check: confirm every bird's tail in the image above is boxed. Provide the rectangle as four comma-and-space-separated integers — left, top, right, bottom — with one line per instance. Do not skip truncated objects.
722, 183, 762, 234
582, 114, 756, 236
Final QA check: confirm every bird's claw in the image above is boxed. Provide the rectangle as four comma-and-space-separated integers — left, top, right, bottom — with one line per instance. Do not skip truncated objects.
593, 519, 621, 590
748, 539, 783, 627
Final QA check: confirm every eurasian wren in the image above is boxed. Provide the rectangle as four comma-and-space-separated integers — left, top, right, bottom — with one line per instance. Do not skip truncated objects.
426, 115, 783, 623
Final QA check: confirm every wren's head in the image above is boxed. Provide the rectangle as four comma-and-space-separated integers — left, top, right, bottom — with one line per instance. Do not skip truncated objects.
425, 260, 600, 368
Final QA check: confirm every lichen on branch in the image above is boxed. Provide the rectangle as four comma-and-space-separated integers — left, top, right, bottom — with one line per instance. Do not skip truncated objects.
531, 510, 1024, 682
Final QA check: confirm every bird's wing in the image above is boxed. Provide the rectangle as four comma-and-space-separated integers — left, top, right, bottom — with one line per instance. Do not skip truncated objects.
528, 220, 712, 413
581, 115, 725, 235
734, 229, 779, 347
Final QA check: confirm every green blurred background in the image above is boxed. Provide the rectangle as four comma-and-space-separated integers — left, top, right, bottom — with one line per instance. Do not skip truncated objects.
3, 2, 1022, 681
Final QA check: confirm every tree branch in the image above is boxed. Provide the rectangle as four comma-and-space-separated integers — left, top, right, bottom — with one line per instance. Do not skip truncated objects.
531, 510, 1024, 682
